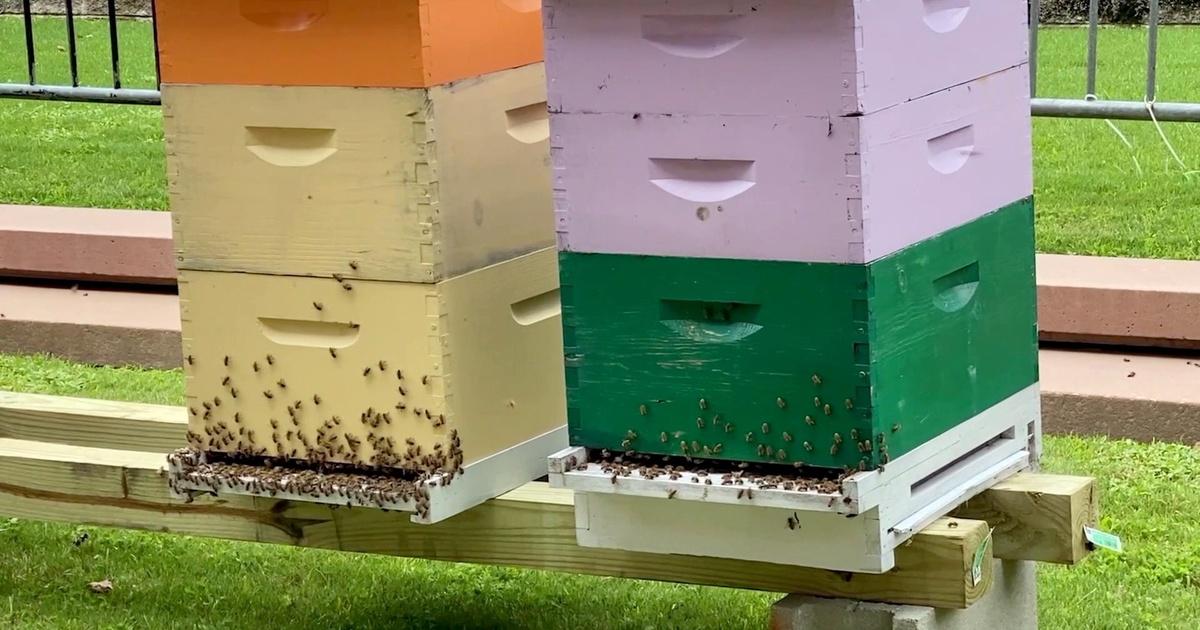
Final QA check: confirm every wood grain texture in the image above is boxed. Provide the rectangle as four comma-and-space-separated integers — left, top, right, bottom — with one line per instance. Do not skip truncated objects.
559, 200, 1038, 469
178, 248, 564, 468
165, 63, 551, 283
951, 473, 1098, 565
0, 391, 1093, 573
0, 437, 990, 609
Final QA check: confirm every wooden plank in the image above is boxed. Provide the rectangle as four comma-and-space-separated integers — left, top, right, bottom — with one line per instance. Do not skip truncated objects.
0, 204, 175, 285
0, 392, 1095, 566
952, 473, 1098, 565
0, 437, 991, 609
0, 391, 185, 453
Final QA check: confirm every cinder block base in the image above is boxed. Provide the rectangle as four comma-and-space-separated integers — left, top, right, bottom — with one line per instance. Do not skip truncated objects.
769, 561, 1037, 630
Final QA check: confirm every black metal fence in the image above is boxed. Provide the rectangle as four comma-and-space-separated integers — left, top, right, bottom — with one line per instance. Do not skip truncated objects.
2, 0, 1200, 120
2, 0, 159, 104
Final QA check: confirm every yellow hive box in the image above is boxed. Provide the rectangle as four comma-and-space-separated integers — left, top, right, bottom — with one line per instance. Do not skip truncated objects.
164, 62, 552, 283
179, 247, 564, 477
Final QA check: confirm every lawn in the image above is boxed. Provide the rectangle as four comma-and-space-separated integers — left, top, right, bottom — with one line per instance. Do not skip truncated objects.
1, 17, 1200, 630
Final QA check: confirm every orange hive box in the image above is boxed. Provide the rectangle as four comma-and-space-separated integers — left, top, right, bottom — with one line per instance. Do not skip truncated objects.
155, 0, 543, 88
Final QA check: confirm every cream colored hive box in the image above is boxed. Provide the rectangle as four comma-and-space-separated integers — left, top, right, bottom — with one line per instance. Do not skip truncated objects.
169, 248, 567, 523
164, 62, 552, 283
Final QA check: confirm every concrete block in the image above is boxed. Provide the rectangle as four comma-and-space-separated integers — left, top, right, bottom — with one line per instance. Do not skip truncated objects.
769, 560, 1037, 630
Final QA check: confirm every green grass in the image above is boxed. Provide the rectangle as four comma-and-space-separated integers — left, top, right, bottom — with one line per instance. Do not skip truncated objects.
2, 17, 1200, 630
1, 358, 1199, 629
0, 17, 164, 210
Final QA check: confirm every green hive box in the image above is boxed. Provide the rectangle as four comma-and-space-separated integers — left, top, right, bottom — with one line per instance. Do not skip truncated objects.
559, 198, 1038, 471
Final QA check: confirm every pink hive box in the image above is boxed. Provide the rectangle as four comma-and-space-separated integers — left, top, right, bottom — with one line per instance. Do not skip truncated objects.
544, 0, 1028, 117
553, 65, 1031, 264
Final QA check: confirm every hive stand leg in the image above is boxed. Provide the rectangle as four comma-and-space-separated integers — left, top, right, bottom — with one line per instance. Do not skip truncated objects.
768, 561, 1037, 630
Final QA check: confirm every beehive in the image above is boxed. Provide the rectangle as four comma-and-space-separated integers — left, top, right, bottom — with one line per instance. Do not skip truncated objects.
544, 0, 1036, 474
162, 1, 565, 518
561, 199, 1037, 470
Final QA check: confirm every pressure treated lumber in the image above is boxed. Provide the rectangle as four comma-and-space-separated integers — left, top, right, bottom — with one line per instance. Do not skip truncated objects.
0, 391, 185, 453
0, 283, 181, 369
0, 204, 175, 285
951, 473, 1098, 565
1037, 253, 1200, 349
0, 436, 991, 609
0, 392, 1097, 568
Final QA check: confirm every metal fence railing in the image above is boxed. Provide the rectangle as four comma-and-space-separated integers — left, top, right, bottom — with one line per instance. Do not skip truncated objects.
1030, 0, 1200, 122
2, 0, 1200, 120
1, 0, 160, 104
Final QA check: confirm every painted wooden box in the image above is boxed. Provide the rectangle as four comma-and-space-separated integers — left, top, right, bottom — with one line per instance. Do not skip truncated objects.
553, 65, 1030, 264
164, 63, 553, 283
543, 0, 1027, 117
179, 247, 565, 476
156, 0, 543, 87
559, 199, 1037, 471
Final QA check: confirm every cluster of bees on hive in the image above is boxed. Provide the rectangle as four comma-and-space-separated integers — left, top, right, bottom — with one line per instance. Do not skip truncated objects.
172, 343, 463, 518
623, 373, 895, 473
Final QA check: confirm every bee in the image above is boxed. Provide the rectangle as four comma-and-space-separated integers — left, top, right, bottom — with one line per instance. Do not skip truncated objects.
699, 398, 708, 410
424, 409, 432, 420
776, 397, 787, 409
833, 433, 843, 444
680, 441, 689, 453
782, 432, 793, 443
348, 260, 359, 270
745, 432, 755, 443
224, 355, 230, 367
813, 396, 821, 408
395, 402, 407, 411
845, 398, 854, 410
787, 515, 798, 530
329, 348, 338, 358
294, 399, 302, 409
659, 431, 668, 443
270, 419, 279, 429
398, 385, 407, 396
830, 444, 840, 456
186, 355, 195, 366
213, 396, 222, 407
313, 302, 323, 311
332, 273, 344, 282
421, 375, 430, 385
712, 443, 724, 455
892, 423, 902, 433
696, 417, 705, 429
811, 374, 822, 386
804, 441, 814, 452
756, 444, 766, 457
189, 407, 197, 416
639, 404, 648, 416
667, 489, 677, 499
379, 360, 388, 371
805, 415, 816, 426
396, 370, 404, 380
776, 449, 787, 461
234, 412, 241, 423
222, 376, 232, 386
341, 282, 353, 291
263, 390, 274, 399
253, 361, 260, 372
724, 423, 734, 433
823, 404, 833, 416
850, 429, 859, 441
737, 489, 746, 499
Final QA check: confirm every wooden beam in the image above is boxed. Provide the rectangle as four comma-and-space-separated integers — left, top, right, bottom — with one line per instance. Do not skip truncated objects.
0, 437, 991, 609
0, 391, 1096, 565
0, 391, 185, 453
952, 472, 1098, 565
